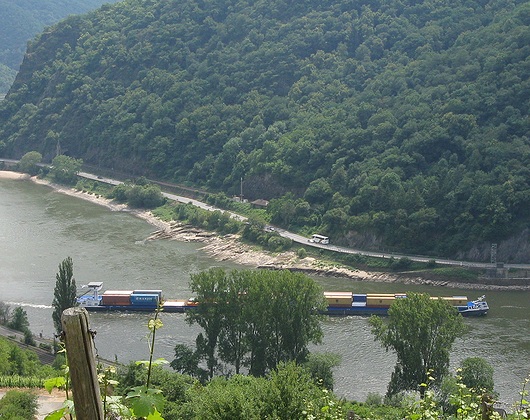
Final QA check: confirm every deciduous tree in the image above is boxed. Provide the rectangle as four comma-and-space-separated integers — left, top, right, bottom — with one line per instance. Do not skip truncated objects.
17, 151, 42, 175
50, 155, 83, 185
184, 268, 325, 378
459, 357, 494, 393
370, 293, 466, 397
186, 268, 228, 379
7, 307, 30, 332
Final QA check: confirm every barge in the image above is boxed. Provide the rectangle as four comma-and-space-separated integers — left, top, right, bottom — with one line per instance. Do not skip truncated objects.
324, 292, 489, 316
77, 282, 489, 316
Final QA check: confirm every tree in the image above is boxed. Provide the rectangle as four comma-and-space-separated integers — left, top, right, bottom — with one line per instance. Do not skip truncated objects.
216, 270, 250, 375
52, 257, 78, 334
170, 343, 207, 382
244, 270, 325, 376
50, 155, 83, 184
7, 307, 30, 332
185, 268, 326, 378
370, 293, 466, 397
459, 357, 494, 393
16, 151, 42, 175
186, 268, 228, 379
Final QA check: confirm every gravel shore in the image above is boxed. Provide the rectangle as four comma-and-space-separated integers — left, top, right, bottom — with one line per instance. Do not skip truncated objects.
3, 170, 527, 291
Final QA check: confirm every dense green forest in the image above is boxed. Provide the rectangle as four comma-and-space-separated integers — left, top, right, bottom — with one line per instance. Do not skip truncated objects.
0, 0, 121, 93
0, 0, 529, 260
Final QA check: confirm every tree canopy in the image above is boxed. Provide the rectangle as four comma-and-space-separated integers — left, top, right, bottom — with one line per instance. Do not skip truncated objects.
0, 0, 121, 94
369, 293, 467, 397
16, 151, 42, 175
50, 155, 83, 185
0, 0, 529, 260
184, 268, 326, 378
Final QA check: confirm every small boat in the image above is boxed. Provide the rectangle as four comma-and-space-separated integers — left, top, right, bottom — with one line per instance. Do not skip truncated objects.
77, 283, 489, 316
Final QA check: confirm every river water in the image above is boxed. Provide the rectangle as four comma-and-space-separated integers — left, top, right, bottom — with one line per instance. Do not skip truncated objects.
0, 178, 528, 404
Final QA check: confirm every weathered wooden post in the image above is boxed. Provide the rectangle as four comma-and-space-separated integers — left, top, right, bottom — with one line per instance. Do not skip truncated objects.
61, 307, 104, 420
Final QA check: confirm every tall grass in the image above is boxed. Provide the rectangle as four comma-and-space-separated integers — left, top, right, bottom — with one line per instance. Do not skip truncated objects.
0, 375, 44, 388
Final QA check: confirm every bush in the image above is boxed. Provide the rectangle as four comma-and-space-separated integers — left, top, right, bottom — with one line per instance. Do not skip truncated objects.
16, 151, 42, 176
23, 328, 36, 346
459, 357, 495, 393
109, 182, 166, 208
297, 248, 307, 259
0, 389, 39, 419
39, 342, 52, 352
388, 257, 413, 271
302, 352, 341, 391
426, 259, 437, 268
266, 235, 292, 252
365, 392, 383, 406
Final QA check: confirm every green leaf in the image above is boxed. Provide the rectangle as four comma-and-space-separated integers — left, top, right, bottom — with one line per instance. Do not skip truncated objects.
44, 408, 68, 420
147, 408, 165, 420
127, 385, 165, 416
130, 400, 151, 418
44, 376, 66, 393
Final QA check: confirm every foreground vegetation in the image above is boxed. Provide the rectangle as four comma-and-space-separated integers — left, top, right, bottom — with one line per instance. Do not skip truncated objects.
1, 276, 529, 419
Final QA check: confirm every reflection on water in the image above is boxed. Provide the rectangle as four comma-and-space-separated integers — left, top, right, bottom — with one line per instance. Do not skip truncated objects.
1, 179, 529, 403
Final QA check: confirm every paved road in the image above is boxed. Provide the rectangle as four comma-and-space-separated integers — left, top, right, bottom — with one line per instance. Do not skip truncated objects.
76, 172, 530, 271
3, 161, 528, 271
79, 172, 248, 222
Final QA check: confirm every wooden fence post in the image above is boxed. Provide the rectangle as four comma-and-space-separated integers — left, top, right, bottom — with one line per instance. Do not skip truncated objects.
61, 307, 104, 420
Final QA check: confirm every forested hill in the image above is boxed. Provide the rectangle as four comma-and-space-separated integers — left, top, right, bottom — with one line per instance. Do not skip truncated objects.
1, 0, 529, 261
0, 0, 121, 93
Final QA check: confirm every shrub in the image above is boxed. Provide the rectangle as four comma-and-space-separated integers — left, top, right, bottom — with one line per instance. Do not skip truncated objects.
388, 257, 413, 271
23, 328, 36, 346
297, 248, 308, 259
0, 389, 39, 419
365, 392, 384, 406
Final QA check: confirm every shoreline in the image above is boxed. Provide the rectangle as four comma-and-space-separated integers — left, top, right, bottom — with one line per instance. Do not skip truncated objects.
2, 170, 528, 291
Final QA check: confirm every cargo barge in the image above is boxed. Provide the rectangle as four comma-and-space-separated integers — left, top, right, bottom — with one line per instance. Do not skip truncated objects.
324, 292, 489, 316
77, 282, 489, 316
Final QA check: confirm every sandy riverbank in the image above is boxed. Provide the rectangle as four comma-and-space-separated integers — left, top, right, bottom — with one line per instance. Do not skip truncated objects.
3, 170, 527, 291
0, 170, 31, 180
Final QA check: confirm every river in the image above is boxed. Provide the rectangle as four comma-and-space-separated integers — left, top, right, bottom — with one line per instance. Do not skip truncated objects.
0, 177, 528, 405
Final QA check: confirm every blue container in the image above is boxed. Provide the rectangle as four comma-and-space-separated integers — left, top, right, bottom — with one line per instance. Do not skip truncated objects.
353, 294, 367, 302
133, 290, 162, 299
130, 294, 159, 306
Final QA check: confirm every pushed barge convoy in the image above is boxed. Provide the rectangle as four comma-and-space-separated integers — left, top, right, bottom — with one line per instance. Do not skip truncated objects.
77, 282, 489, 317
323, 292, 488, 316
